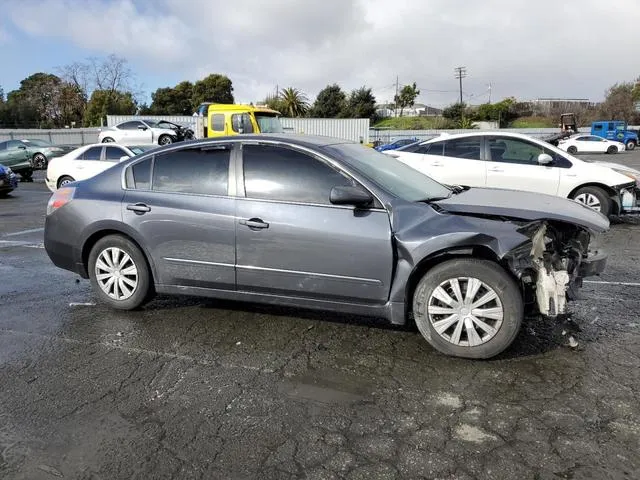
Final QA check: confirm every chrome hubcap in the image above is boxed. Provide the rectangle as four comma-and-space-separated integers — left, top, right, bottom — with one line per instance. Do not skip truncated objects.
574, 193, 601, 211
95, 247, 138, 300
427, 277, 504, 347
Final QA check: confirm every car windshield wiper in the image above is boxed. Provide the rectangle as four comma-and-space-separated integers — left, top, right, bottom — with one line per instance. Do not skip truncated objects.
416, 194, 452, 203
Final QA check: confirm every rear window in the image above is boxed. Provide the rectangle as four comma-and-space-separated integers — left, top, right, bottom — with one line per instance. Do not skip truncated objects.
127, 159, 151, 189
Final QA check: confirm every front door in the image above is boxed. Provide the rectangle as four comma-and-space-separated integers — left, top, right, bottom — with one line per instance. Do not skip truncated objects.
0, 140, 31, 169
235, 143, 394, 304
122, 144, 236, 289
485, 136, 561, 196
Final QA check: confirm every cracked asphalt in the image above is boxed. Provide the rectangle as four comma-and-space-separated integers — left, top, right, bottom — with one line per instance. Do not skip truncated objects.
1, 151, 640, 480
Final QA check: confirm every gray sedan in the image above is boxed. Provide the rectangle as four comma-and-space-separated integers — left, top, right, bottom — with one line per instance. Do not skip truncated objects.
44, 134, 609, 359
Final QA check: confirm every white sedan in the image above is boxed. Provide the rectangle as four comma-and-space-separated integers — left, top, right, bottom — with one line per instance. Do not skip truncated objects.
45, 143, 155, 192
98, 119, 178, 146
386, 131, 640, 216
558, 134, 626, 154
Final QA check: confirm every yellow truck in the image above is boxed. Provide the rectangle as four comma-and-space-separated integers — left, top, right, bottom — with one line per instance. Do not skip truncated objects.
196, 103, 284, 138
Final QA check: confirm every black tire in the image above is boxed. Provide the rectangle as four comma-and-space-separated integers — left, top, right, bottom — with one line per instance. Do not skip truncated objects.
57, 175, 75, 188
606, 145, 618, 154
32, 153, 47, 169
102, 137, 115, 143
626, 141, 636, 151
158, 134, 173, 146
567, 146, 578, 154
412, 259, 523, 359
20, 170, 33, 182
88, 234, 154, 310
571, 186, 611, 216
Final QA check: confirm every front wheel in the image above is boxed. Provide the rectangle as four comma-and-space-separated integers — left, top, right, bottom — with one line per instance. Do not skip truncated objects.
158, 135, 174, 146
88, 235, 154, 310
572, 186, 611, 216
607, 145, 618, 154
32, 153, 47, 169
626, 141, 636, 151
567, 146, 578, 154
101, 137, 115, 143
412, 259, 524, 359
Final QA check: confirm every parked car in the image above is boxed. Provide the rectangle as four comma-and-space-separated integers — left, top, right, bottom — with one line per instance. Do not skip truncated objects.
388, 131, 640, 216
18, 139, 76, 169
44, 134, 609, 360
0, 140, 34, 181
98, 119, 180, 146
557, 134, 626, 154
45, 143, 157, 192
374, 138, 419, 152
0, 163, 18, 197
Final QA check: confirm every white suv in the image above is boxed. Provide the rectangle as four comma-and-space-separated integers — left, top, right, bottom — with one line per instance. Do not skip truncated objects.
387, 131, 640, 216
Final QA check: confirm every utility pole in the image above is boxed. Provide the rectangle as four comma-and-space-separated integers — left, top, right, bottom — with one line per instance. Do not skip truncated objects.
394, 75, 399, 117
488, 82, 492, 104
454, 66, 467, 104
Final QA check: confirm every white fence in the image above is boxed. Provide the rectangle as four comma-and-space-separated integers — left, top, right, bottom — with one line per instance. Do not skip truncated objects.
0, 128, 101, 145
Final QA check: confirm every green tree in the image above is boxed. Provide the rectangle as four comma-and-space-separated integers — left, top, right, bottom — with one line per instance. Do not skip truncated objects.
442, 102, 467, 121
341, 87, 377, 121
191, 74, 234, 107
598, 82, 636, 122
84, 89, 137, 126
278, 87, 309, 117
310, 84, 346, 117
150, 81, 194, 114
263, 93, 285, 113
394, 82, 420, 116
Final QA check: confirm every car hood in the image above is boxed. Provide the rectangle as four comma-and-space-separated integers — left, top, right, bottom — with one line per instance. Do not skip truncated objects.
432, 187, 610, 232
593, 161, 640, 174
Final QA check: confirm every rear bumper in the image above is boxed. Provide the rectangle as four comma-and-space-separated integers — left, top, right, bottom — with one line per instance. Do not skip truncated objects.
44, 216, 87, 278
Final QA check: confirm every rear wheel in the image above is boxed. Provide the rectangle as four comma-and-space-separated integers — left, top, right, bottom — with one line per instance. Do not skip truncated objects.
20, 170, 33, 182
572, 186, 611, 216
567, 146, 578, 154
607, 145, 618, 154
57, 175, 75, 188
88, 235, 154, 310
102, 137, 115, 143
627, 141, 636, 151
412, 259, 523, 359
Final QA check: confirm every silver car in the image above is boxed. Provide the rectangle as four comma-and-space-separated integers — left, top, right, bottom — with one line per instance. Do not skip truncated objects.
44, 134, 609, 359
98, 119, 179, 146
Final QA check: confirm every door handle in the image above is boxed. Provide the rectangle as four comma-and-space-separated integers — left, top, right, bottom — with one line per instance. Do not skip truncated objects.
126, 203, 151, 214
488, 167, 504, 172
431, 162, 443, 167
239, 218, 269, 229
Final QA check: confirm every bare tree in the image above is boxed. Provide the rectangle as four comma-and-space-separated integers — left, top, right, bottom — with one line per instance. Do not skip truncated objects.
58, 54, 140, 100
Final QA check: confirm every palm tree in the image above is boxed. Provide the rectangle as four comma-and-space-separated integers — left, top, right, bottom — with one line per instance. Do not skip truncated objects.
279, 87, 309, 117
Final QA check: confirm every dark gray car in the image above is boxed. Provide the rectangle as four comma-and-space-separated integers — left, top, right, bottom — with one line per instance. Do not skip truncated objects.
44, 134, 609, 359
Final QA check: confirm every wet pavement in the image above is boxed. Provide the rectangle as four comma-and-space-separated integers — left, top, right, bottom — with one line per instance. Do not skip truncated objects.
1, 154, 639, 480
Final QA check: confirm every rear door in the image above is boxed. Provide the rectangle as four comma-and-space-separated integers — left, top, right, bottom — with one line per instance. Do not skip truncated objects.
122, 144, 236, 289
234, 142, 393, 304
71, 145, 104, 180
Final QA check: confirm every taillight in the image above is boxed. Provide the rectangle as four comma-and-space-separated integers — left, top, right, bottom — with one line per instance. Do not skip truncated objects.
47, 186, 76, 215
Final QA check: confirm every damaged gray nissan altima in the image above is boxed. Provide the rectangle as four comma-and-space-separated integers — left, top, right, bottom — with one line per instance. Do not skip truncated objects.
43, 134, 609, 359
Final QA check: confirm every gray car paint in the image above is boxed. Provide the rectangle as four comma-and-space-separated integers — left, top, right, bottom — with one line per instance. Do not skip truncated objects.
43, 134, 609, 326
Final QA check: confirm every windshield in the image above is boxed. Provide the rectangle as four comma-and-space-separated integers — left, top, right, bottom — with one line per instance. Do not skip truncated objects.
22, 139, 52, 147
129, 145, 158, 155
255, 113, 284, 133
325, 143, 451, 202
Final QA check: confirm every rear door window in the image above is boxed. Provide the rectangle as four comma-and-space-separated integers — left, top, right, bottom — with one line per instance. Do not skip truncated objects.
81, 146, 103, 160
443, 137, 481, 160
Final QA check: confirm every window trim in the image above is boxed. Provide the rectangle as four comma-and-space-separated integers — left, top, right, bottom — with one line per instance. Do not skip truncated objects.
237, 140, 386, 210
122, 143, 237, 198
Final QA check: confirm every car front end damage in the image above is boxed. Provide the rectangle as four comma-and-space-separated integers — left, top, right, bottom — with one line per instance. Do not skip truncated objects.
504, 220, 606, 317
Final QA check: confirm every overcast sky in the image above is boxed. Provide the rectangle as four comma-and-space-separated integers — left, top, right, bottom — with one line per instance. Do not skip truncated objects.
1, 0, 638, 108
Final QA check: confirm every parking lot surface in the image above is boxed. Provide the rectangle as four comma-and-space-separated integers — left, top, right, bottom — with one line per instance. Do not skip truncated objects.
1, 151, 640, 480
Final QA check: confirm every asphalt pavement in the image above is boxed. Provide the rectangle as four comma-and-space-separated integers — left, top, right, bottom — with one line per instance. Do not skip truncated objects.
1, 151, 639, 480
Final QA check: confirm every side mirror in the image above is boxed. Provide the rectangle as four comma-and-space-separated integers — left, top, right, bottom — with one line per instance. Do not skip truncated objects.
330, 185, 373, 207
538, 153, 553, 165
138, 125, 147, 130
18, 145, 26, 149
119, 155, 129, 162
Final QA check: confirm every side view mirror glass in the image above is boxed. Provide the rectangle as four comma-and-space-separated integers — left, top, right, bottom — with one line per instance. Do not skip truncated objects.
538, 153, 553, 165
329, 185, 373, 207
138, 125, 147, 130
119, 155, 129, 162
18, 145, 26, 149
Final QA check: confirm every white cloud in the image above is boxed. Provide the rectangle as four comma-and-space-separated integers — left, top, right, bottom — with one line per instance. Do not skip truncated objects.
8, 0, 640, 106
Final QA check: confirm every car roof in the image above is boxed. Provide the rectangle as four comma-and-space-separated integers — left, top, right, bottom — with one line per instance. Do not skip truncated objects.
167, 134, 355, 149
